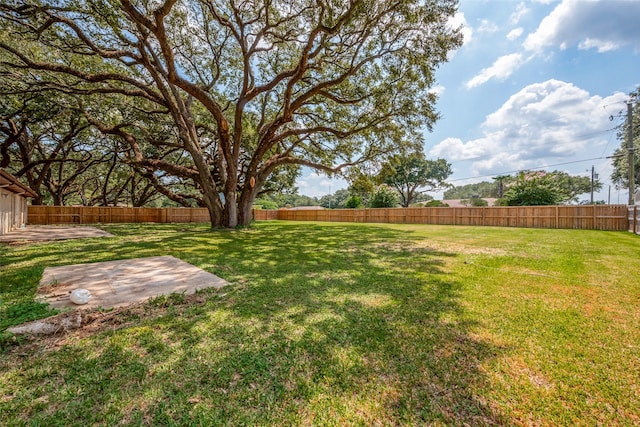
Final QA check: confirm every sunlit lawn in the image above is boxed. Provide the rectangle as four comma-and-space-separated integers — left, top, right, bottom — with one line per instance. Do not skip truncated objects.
1, 221, 639, 425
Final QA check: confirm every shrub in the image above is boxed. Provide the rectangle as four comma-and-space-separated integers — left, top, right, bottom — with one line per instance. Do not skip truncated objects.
424, 200, 449, 207
369, 185, 400, 208
345, 195, 362, 208
464, 197, 488, 207
253, 198, 279, 210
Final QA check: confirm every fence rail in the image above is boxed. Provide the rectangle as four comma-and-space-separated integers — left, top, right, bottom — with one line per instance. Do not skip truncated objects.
254, 205, 629, 231
27, 206, 210, 225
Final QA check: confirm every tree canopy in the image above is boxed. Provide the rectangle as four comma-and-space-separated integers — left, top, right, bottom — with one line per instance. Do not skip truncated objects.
376, 152, 452, 207
443, 181, 498, 199
369, 184, 399, 208
0, 0, 462, 227
500, 170, 601, 206
611, 89, 640, 193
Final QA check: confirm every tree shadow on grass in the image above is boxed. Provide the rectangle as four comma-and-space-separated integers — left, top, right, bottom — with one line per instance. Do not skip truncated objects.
0, 223, 508, 425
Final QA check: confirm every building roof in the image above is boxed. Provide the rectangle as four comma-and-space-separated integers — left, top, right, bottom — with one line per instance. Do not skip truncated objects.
0, 169, 37, 198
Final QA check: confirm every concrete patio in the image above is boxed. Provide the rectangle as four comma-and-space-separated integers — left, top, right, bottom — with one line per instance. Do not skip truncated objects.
37, 255, 228, 310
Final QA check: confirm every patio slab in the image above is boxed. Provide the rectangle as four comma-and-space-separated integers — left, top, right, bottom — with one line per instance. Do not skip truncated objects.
0, 225, 113, 242
37, 255, 227, 310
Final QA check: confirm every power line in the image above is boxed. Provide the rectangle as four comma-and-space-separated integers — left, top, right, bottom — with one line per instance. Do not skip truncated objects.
599, 115, 624, 158
448, 155, 614, 183
450, 149, 639, 183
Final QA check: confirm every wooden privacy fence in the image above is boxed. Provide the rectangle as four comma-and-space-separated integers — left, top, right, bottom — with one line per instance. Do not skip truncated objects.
27, 204, 631, 231
28, 206, 210, 225
254, 205, 629, 231
629, 206, 640, 234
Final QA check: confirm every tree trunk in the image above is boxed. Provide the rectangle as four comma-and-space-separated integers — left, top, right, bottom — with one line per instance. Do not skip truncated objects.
219, 190, 235, 228
237, 190, 256, 226
200, 184, 223, 228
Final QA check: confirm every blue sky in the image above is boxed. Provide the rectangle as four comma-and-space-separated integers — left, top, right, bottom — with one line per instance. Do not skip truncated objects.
297, 0, 640, 203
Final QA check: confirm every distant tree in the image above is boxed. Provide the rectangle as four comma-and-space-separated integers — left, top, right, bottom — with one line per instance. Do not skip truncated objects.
498, 170, 600, 205
369, 185, 400, 208
319, 189, 351, 209
253, 198, 279, 210
493, 175, 510, 198
377, 152, 452, 207
444, 181, 498, 199
347, 169, 376, 207
345, 195, 362, 209
502, 171, 565, 206
611, 88, 640, 193
260, 192, 319, 208
554, 171, 601, 203
461, 197, 488, 207
424, 199, 449, 207
414, 193, 434, 203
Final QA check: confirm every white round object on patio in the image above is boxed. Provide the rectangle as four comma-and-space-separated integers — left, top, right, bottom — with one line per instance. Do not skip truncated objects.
69, 288, 92, 305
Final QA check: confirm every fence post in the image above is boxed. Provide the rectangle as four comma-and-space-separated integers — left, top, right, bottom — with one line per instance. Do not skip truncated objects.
635, 205, 638, 234
555, 206, 559, 229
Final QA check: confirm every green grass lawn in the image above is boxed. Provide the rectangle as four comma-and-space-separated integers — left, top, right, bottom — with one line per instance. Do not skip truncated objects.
1, 221, 639, 426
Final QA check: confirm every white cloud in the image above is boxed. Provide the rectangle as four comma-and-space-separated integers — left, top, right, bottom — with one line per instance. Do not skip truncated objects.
465, 53, 526, 89
478, 19, 498, 34
524, 0, 640, 53
578, 38, 620, 53
430, 80, 628, 177
510, 2, 529, 25
429, 137, 494, 161
507, 27, 524, 41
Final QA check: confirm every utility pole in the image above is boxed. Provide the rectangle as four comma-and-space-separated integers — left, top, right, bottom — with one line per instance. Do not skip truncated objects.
628, 101, 635, 205
590, 165, 598, 204
493, 175, 508, 198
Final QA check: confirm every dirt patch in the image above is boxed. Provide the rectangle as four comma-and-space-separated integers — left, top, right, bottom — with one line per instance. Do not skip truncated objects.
37, 256, 228, 310
4, 291, 218, 355
0, 225, 113, 243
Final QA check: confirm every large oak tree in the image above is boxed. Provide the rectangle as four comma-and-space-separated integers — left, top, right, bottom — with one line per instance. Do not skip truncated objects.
0, 0, 462, 227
